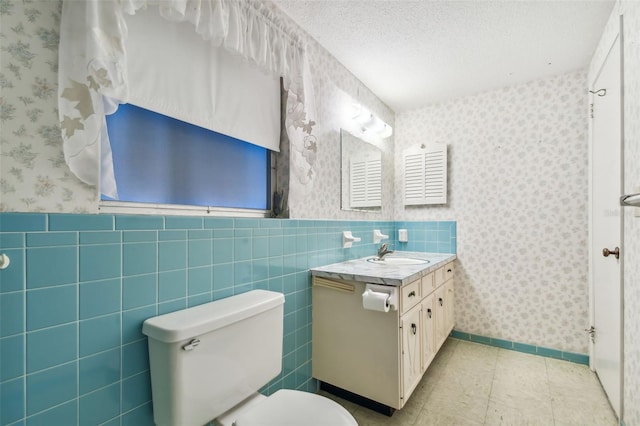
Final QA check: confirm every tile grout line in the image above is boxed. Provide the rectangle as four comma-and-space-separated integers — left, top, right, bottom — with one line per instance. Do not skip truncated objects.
481, 347, 501, 425
544, 357, 558, 425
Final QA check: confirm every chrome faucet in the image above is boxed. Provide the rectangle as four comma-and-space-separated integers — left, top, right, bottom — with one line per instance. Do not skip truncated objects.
377, 243, 394, 260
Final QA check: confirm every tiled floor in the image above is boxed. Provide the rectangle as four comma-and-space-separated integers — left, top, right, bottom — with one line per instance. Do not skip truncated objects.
321, 338, 618, 426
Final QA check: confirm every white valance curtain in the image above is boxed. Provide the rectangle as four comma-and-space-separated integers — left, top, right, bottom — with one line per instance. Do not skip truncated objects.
58, 0, 317, 199
124, 7, 281, 154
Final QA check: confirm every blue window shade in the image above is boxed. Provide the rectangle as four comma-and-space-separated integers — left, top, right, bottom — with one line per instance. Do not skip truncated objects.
104, 104, 269, 210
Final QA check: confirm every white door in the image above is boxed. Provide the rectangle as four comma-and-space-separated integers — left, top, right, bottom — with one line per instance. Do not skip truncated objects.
590, 34, 622, 419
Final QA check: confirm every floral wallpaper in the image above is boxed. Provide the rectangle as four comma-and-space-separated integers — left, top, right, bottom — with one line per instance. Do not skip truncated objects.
0, 0, 97, 212
395, 70, 590, 354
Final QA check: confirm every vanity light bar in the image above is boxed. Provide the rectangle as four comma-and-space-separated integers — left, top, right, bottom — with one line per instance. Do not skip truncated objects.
352, 104, 393, 139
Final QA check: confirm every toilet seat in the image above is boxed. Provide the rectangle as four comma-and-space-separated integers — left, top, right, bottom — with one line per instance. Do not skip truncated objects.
233, 389, 358, 426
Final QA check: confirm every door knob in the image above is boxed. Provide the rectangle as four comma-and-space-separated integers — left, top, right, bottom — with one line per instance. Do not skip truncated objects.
602, 247, 620, 259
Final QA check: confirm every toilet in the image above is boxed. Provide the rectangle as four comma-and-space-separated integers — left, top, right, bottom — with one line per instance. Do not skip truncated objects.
142, 290, 358, 426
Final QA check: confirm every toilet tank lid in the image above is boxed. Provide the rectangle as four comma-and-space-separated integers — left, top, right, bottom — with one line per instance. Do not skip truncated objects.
142, 290, 284, 343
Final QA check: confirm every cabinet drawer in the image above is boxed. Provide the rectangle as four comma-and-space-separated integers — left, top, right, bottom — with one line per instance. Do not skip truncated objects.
443, 262, 454, 282
434, 262, 455, 287
400, 279, 421, 314
434, 266, 445, 287
420, 272, 435, 296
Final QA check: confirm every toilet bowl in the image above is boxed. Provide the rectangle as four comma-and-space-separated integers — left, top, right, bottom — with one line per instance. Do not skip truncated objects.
142, 290, 358, 426
215, 390, 357, 426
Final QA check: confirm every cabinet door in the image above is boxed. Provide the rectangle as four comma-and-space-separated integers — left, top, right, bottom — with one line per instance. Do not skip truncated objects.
421, 293, 436, 370
401, 303, 422, 402
435, 286, 447, 349
444, 280, 455, 334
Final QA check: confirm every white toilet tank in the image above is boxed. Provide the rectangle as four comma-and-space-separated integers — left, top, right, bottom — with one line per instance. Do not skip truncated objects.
142, 290, 285, 426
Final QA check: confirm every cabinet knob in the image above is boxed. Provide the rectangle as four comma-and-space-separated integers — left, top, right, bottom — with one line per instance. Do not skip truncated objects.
439, 298, 443, 306
427, 308, 432, 318
411, 323, 417, 335
408, 291, 416, 298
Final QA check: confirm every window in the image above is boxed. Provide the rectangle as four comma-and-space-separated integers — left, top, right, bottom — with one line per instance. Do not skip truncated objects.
103, 104, 271, 212
58, 0, 309, 215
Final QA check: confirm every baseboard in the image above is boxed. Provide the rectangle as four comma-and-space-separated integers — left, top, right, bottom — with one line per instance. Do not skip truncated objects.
450, 330, 589, 365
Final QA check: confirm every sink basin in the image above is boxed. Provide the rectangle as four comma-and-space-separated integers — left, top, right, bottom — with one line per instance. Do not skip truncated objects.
367, 257, 430, 265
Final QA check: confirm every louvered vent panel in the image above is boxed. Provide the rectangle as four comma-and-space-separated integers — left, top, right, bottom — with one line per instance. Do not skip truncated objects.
350, 156, 382, 208
403, 144, 447, 205
424, 150, 445, 201
404, 153, 425, 203
350, 162, 367, 205
366, 159, 382, 204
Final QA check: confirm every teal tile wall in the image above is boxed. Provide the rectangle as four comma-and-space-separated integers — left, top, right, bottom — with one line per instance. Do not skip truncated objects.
394, 220, 457, 254
0, 213, 455, 425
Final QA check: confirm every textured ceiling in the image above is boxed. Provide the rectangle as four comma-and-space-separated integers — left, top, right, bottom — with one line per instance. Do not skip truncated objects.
272, 0, 616, 112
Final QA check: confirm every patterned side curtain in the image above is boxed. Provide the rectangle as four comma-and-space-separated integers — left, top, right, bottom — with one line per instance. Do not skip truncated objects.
58, 0, 126, 198
284, 55, 318, 195
57, 0, 317, 200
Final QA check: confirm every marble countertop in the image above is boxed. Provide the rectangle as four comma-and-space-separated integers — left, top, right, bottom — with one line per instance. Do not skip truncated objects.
310, 251, 457, 286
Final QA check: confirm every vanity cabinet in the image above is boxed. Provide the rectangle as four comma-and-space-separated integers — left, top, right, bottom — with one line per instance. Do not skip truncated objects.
311, 261, 455, 411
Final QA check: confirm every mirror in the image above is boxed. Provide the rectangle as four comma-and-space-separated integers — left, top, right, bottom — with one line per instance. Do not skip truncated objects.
340, 129, 383, 212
